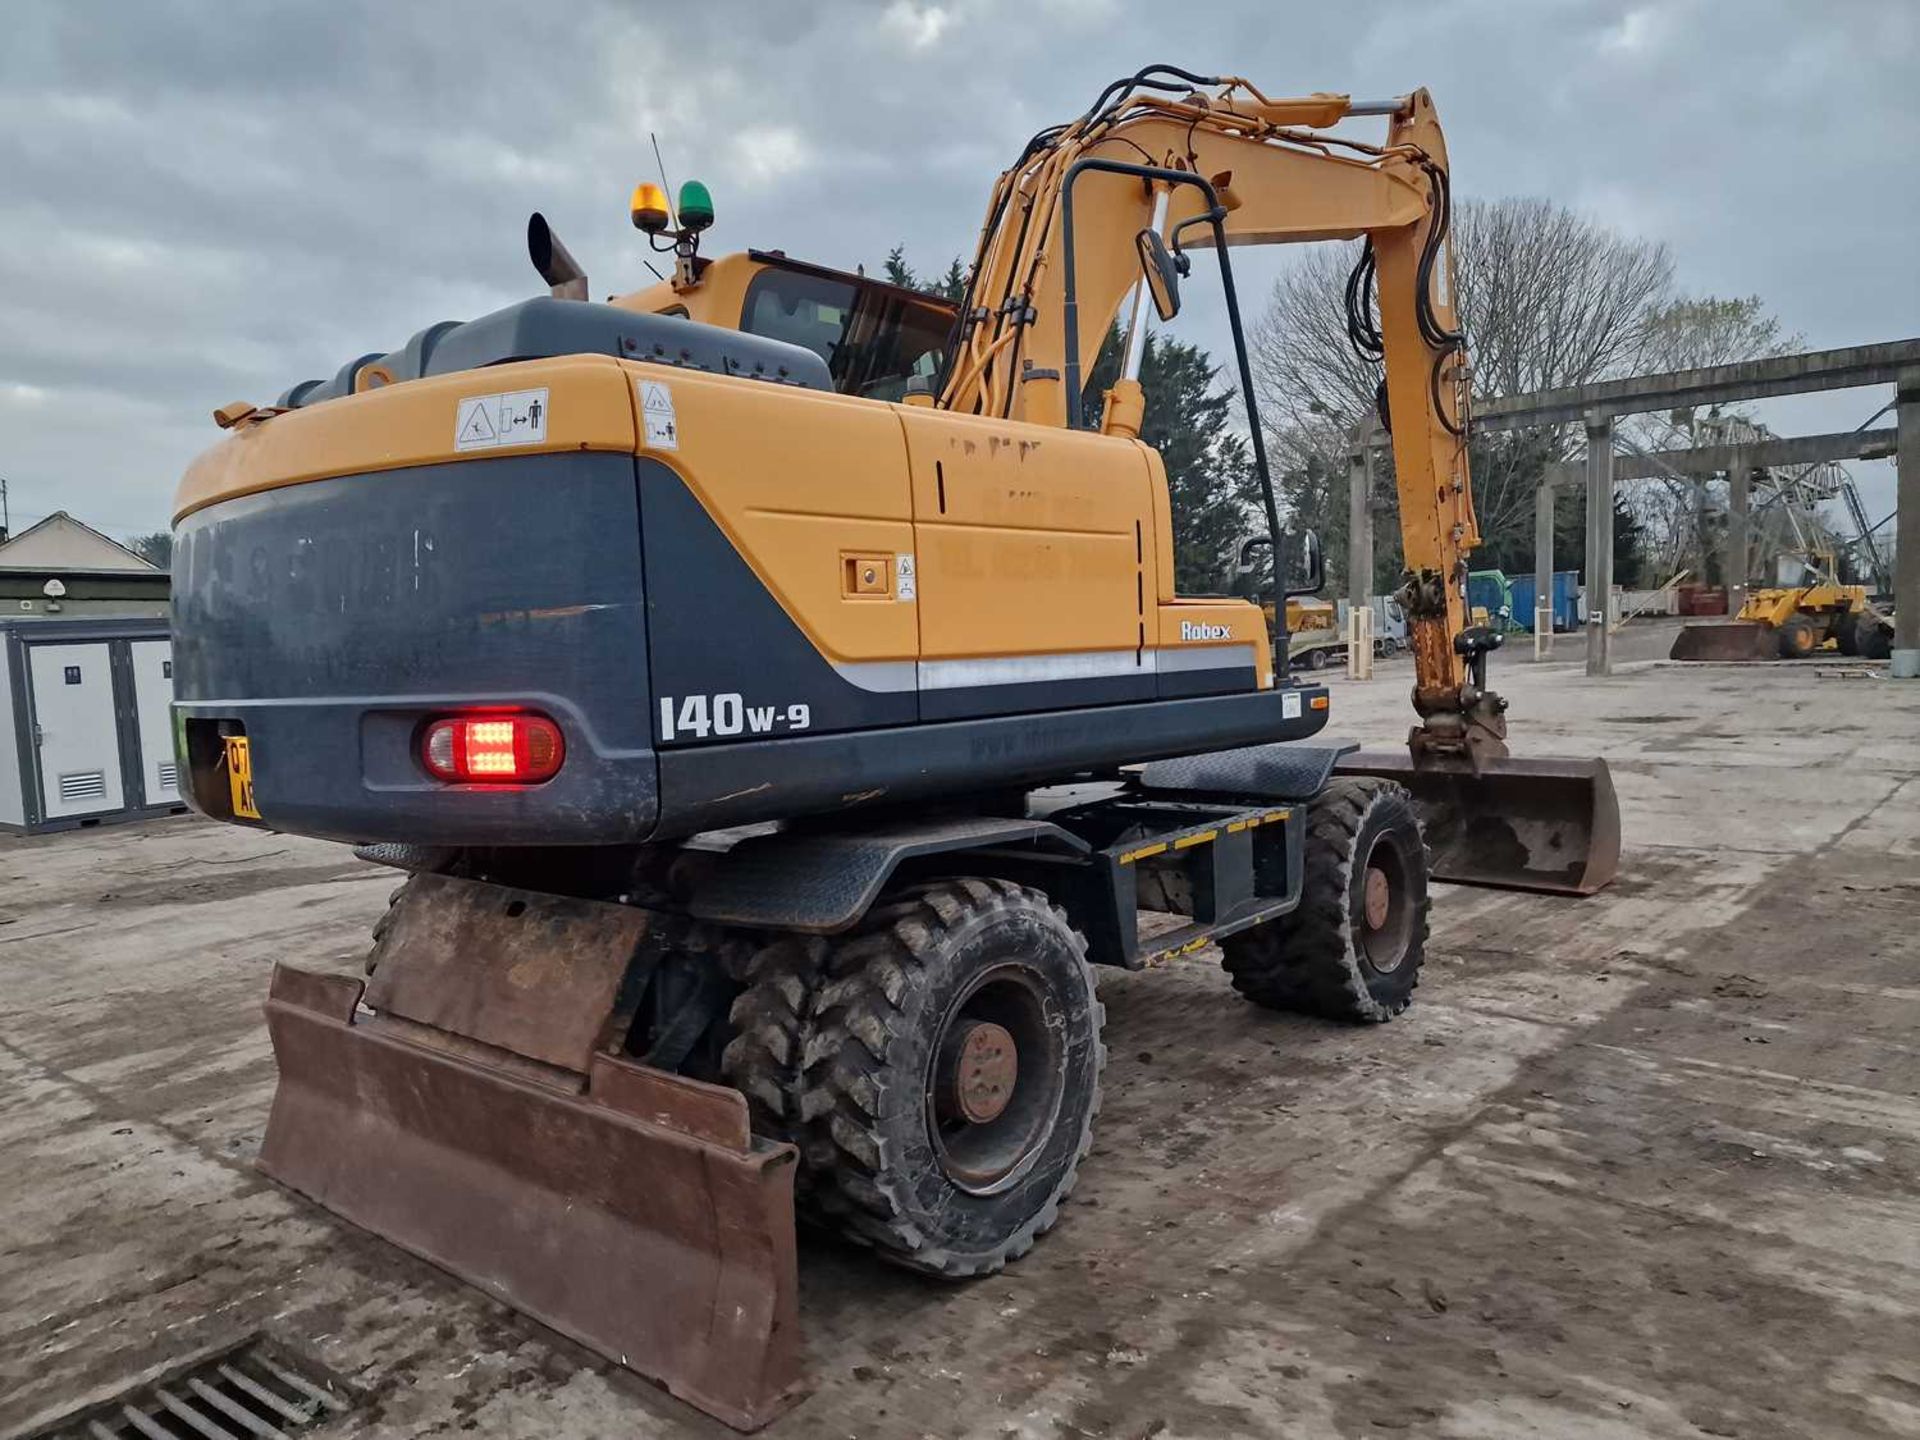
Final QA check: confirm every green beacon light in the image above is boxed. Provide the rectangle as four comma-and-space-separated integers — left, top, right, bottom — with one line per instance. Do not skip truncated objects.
677, 180, 715, 233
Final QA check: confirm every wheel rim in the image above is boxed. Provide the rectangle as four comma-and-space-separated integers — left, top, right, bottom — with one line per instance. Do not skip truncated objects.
925, 964, 1063, 1196
1357, 832, 1415, 974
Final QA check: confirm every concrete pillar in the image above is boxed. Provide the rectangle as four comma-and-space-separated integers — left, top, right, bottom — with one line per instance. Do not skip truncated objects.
1347, 429, 1373, 610
1894, 372, 1920, 678
1693, 477, 1711, 583
1534, 474, 1555, 659
1726, 450, 1751, 619
1584, 414, 1613, 676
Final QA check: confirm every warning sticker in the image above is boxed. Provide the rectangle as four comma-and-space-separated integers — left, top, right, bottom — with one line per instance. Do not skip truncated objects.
1282, 691, 1303, 720
455, 389, 548, 452
638, 378, 678, 450
895, 553, 916, 602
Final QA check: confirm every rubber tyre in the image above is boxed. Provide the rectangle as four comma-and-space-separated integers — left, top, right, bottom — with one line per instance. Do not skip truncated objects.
721, 934, 827, 1144
1219, 777, 1429, 1023
1776, 619, 1816, 659
1306, 647, 1329, 670
365, 876, 413, 974
799, 878, 1104, 1278
1836, 616, 1860, 657
1857, 615, 1893, 661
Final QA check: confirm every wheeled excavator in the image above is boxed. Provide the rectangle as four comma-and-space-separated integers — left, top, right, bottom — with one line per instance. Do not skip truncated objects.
170, 70, 1619, 1429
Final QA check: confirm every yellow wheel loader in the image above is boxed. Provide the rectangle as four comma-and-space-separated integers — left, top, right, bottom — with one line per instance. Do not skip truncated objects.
171, 69, 1618, 1429
1670, 580, 1877, 661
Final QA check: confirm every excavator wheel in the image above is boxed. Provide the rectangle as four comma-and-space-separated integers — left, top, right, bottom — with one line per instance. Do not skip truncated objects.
1777, 618, 1817, 659
1836, 616, 1861, 656
1857, 615, 1894, 661
799, 878, 1104, 1278
722, 934, 828, 1146
1220, 777, 1429, 1022
365, 877, 411, 973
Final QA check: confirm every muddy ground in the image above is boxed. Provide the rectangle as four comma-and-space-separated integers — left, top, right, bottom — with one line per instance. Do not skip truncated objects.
3, 637, 1918, 1438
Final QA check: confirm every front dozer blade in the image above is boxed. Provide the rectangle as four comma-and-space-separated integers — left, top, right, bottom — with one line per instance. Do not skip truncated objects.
1669, 621, 1778, 661
257, 877, 806, 1432
1336, 750, 1621, 896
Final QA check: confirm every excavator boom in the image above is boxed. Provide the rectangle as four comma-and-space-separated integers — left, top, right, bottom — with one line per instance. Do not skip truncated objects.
935, 69, 1617, 894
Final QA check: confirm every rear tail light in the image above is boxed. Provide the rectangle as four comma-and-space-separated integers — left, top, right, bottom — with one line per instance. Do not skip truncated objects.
422, 714, 565, 784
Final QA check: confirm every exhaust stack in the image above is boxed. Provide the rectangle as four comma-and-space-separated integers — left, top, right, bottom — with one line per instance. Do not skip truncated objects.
528, 212, 588, 300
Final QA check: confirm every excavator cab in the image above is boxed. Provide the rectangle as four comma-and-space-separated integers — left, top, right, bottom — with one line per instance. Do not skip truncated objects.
617, 250, 959, 403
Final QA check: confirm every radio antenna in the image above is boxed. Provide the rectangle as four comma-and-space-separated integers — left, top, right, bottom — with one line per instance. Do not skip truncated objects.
651, 132, 678, 229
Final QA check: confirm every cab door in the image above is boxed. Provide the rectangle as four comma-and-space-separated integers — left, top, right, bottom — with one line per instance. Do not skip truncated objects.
898, 408, 1156, 720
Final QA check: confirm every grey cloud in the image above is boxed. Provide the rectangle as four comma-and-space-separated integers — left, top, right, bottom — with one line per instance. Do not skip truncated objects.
0, 0, 1912, 536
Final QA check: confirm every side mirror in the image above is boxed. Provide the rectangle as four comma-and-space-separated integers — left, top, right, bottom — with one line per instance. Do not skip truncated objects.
1285, 530, 1325, 598
1135, 228, 1184, 322
1234, 530, 1324, 597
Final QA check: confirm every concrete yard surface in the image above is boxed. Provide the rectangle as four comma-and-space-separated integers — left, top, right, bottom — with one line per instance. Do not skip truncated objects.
3, 652, 1918, 1438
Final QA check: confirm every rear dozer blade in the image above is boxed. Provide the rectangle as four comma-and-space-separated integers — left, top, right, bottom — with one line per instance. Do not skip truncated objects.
1669, 621, 1778, 661
257, 876, 806, 1432
1336, 750, 1621, 896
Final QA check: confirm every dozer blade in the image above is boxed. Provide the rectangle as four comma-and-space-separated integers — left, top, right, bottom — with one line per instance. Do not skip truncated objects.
1336, 750, 1621, 896
257, 876, 806, 1432
1669, 621, 1778, 661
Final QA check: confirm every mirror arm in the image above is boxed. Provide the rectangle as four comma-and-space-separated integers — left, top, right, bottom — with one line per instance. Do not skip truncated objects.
1121, 189, 1172, 382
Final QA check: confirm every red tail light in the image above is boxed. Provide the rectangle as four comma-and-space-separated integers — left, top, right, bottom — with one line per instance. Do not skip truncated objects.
422, 714, 565, 784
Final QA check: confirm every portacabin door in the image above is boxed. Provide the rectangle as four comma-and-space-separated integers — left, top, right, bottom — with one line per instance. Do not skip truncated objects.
27, 642, 126, 820
129, 639, 179, 805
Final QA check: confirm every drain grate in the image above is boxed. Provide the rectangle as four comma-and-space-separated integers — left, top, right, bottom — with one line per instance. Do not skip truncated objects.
24, 1337, 350, 1440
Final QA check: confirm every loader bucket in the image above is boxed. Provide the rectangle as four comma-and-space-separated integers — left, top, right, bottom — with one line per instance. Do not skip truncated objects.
1668, 621, 1778, 661
257, 878, 807, 1431
1336, 750, 1621, 896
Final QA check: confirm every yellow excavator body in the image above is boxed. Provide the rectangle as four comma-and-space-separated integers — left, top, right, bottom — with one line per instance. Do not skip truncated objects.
170, 71, 1621, 1429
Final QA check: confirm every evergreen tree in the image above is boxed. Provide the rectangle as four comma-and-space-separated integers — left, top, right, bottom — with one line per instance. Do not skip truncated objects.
936, 257, 968, 303
879, 244, 966, 300
1085, 331, 1261, 592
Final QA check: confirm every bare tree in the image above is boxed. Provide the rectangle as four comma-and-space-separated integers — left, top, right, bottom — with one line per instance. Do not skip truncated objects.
1252, 197, 1793, 586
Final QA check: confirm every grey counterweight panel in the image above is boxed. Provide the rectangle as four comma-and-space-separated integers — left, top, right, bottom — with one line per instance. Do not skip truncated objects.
171, 453, 659, 844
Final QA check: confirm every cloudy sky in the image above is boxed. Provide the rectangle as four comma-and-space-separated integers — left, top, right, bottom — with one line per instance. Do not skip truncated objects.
2, 0, 1914, 543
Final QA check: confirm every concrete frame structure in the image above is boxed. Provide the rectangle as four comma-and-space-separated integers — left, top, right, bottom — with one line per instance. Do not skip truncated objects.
1471, 341, 1919, 677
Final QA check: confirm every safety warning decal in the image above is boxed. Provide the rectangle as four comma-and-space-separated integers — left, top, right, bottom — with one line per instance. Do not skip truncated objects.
638, 378, 678, 450
455, 389, 548, 452
1282, 691, 1303, 720
895, 552, 916, 602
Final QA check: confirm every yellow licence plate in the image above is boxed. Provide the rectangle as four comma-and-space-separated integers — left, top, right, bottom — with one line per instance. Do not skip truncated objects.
224, 735, 260, 820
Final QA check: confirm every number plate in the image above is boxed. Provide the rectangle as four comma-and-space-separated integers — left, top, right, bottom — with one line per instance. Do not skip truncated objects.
224, 735, 260, 820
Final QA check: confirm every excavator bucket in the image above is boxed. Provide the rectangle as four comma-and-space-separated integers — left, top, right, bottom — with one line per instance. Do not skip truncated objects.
1668, 621, 1779, 661
257, 876, 806, 1432
1337, 750, 1621, 896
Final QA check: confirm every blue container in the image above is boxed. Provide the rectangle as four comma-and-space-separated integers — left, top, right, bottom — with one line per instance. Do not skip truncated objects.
1510, 572, 1580, 632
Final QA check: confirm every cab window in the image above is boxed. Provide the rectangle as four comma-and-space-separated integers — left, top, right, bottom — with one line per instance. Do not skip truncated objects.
742, 269, 856, 371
